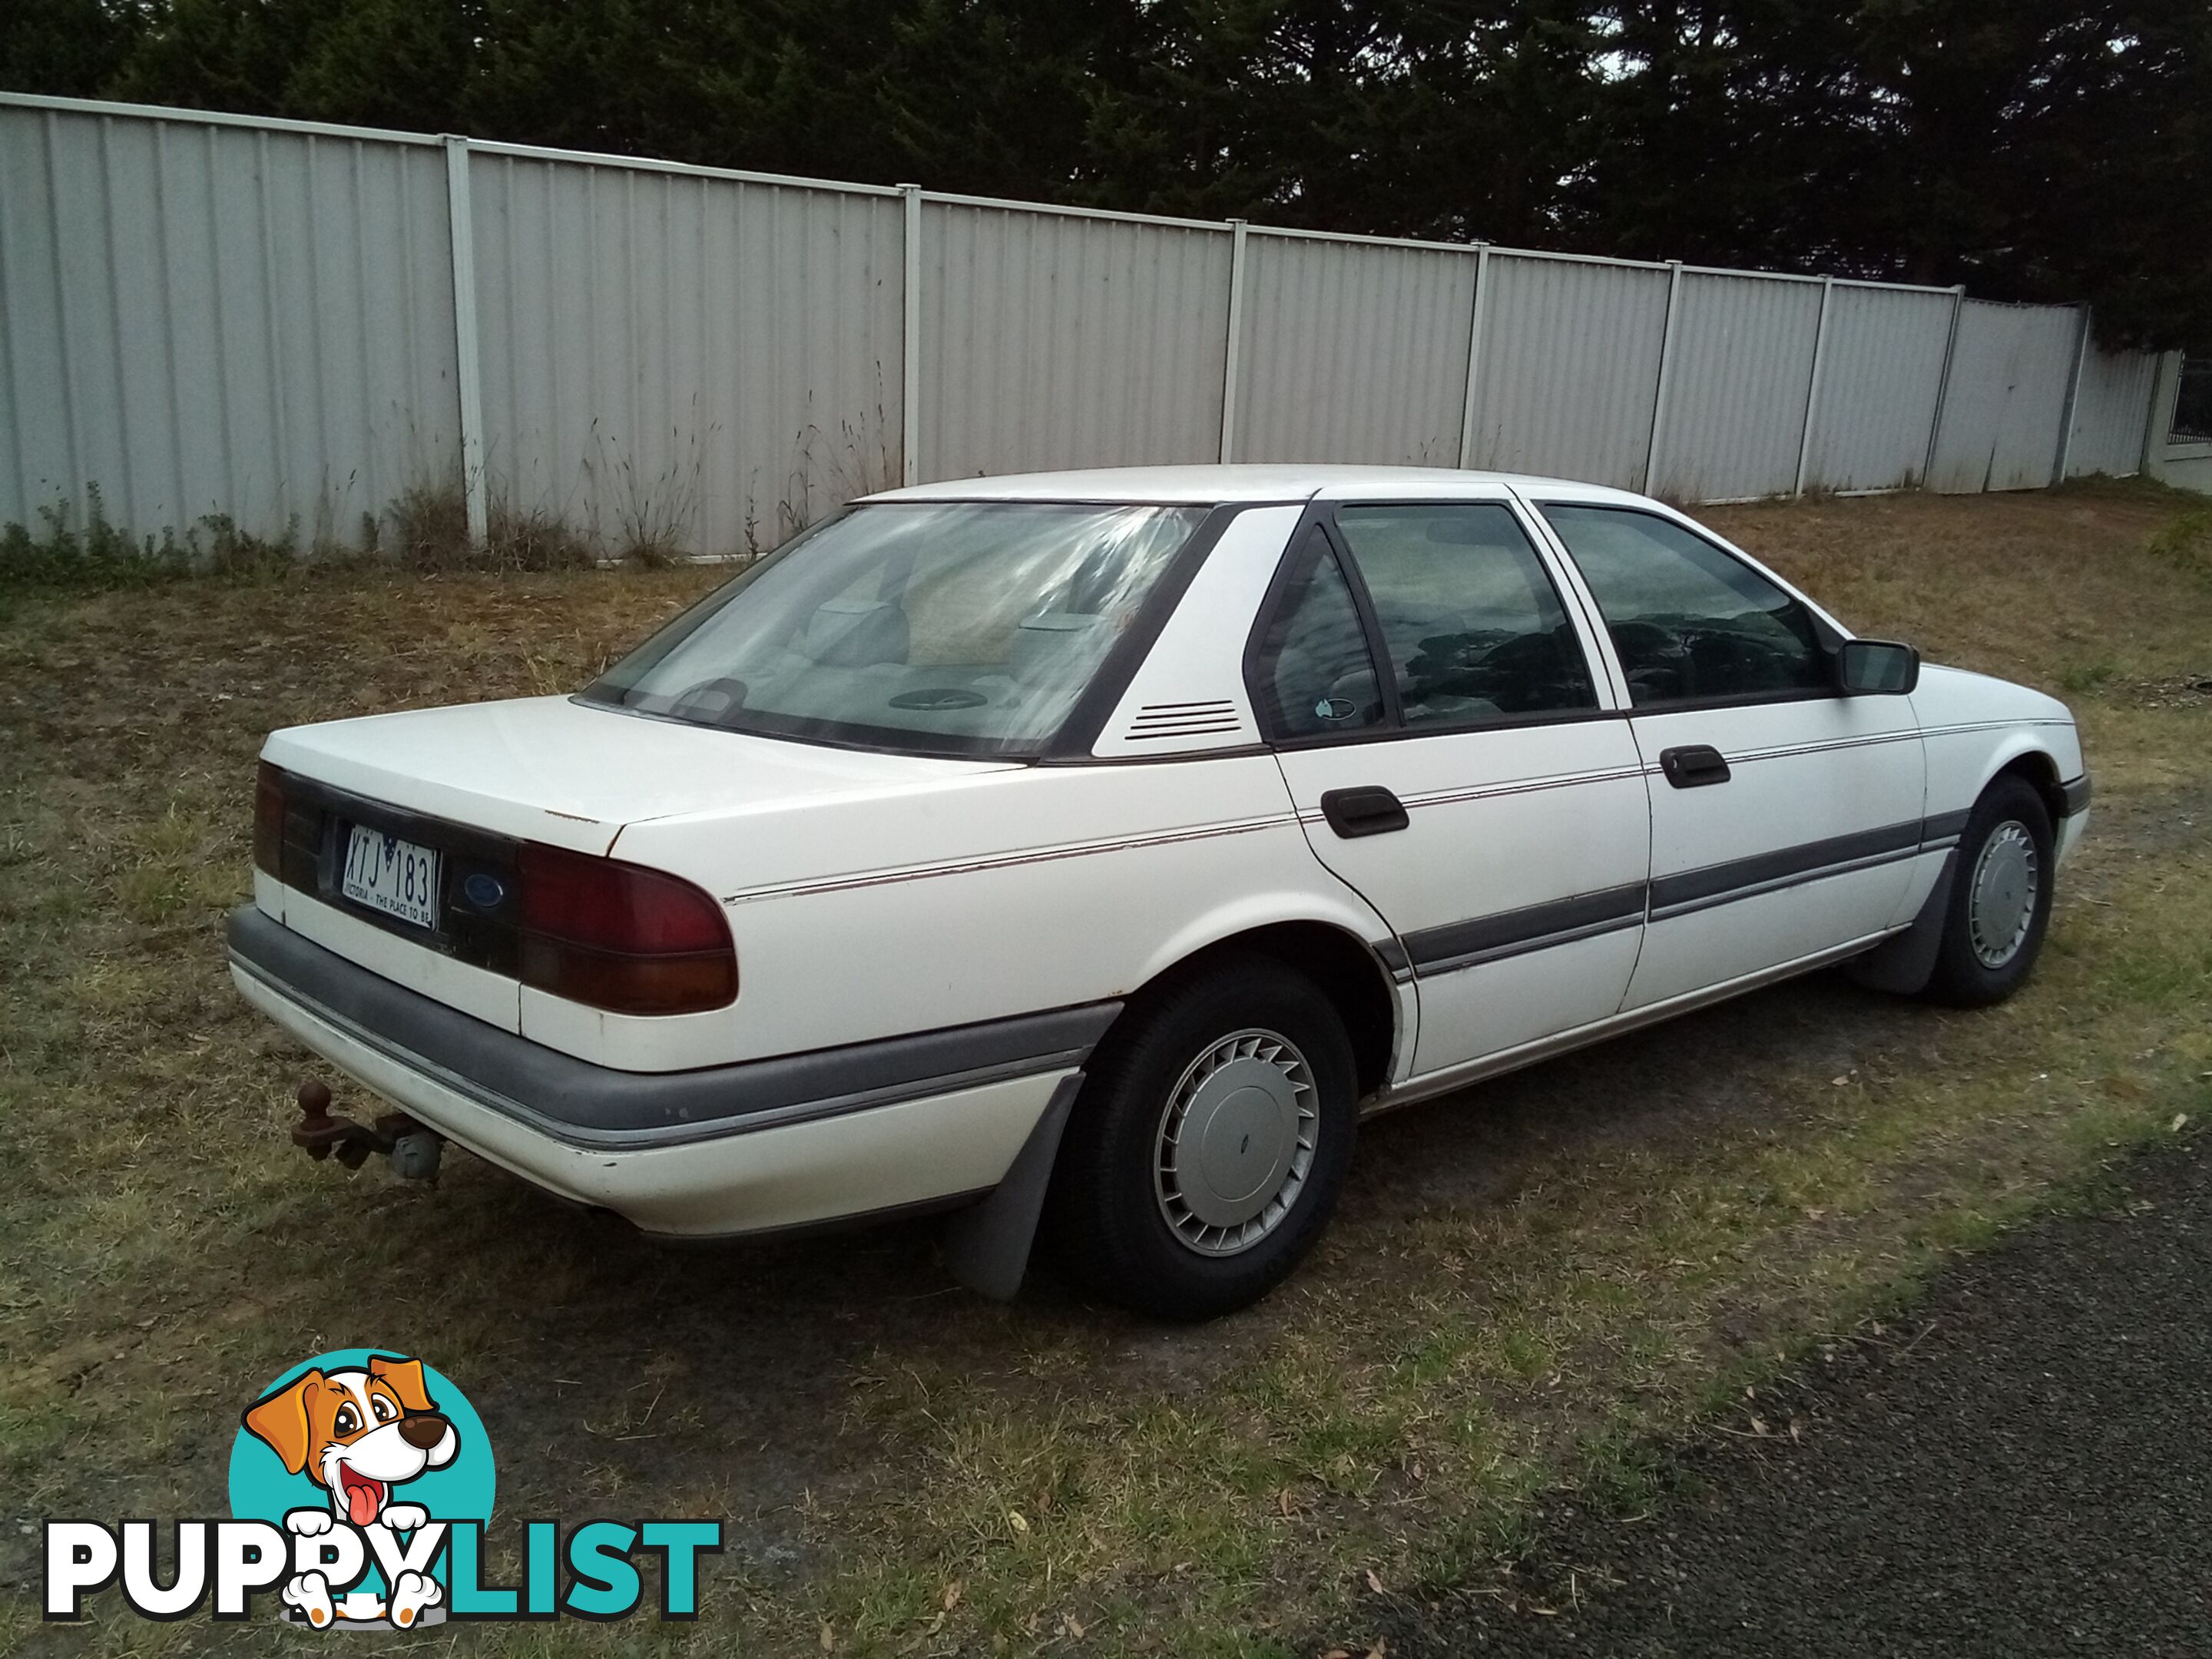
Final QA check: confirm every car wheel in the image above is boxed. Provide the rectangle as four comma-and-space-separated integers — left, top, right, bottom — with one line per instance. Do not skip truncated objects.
1922, 774, 2055, 1007
1043, 952, 1359, 1320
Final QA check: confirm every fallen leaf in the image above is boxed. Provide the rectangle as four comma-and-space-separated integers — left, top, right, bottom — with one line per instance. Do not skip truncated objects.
1366, 1641, 1389, 1659
1061, 1613, 1087, 1638
2171, 1112, 2190, 1132
1007, 1509, 1029, 1535
1276, 1488, 1300, 1518
1750, 1416, 1768, 1436
818, 1621, 835, 1651
1366, 1568, 1386, 1596
941, 1579, 963, 1611
1831, 1075, 1850, 1087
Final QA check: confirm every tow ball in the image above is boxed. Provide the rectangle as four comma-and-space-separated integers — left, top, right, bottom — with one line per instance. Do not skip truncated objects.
291, 1079, 444, 1181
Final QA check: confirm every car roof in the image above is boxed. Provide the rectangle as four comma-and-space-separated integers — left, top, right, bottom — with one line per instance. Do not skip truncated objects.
861, 464, 1657, 508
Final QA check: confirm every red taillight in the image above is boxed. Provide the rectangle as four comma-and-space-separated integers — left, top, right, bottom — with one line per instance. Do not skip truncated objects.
253, 762, 286, 876
515, 843, 737, 1015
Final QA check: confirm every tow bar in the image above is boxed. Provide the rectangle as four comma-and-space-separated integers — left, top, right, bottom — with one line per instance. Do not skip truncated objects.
291, 1078, 444, 1181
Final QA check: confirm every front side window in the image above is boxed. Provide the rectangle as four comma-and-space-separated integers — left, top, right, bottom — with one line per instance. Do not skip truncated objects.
1540, 505, 1829, 708
1333, 504, 1598, 727
583, 502, 1205, 756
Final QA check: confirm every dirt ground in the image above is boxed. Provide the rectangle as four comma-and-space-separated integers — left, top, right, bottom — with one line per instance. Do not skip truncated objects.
2, 479, 2209, 1656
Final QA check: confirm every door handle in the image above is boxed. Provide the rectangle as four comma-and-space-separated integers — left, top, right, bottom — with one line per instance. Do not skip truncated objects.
1320, 786, 1409, 838
1659, 744, 1732, 789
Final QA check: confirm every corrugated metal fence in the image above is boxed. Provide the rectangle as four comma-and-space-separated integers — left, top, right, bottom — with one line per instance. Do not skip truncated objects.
0, 92, 2169, 557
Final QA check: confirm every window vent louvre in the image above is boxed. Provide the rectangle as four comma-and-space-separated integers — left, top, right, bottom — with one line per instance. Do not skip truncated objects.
1121, 700, 1243, 741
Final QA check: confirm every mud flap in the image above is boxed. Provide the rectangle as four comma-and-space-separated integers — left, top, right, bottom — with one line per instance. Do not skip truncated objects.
942, 1071, 1084, 1301
1846, 849, 1958, 995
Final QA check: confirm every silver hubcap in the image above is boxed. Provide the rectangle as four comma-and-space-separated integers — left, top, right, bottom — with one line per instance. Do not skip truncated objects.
1153, 1028, 1317, 1257
1968, 820, 2041, 969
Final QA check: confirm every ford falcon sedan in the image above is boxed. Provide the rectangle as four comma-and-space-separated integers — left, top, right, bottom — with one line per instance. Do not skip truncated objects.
230, 465, 2088, 1318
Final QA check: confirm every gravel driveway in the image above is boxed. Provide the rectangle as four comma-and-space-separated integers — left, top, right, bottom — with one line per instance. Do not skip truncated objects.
1373, 1132, 2212, 1657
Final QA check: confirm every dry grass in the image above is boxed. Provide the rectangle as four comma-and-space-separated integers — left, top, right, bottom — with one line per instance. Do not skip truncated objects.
1710, 482, 2200, 682
1708, 479, 2212, 800
2, 481, 2210, 1657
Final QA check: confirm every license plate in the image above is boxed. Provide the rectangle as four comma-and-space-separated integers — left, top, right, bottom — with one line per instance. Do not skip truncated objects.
339, 825, 443, 932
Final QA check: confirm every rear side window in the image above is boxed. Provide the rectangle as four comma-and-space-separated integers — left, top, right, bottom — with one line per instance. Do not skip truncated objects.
1254, 531, 1387, 738
1541, 505, 1829, 708
1333, 504, 1598, 727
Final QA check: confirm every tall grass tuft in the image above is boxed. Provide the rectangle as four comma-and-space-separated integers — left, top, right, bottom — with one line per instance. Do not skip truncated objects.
0, 485, 303, 597
383, 478, 596, 572
2147, 507, 2212, 584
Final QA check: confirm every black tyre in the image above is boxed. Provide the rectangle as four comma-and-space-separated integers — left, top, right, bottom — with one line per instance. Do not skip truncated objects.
1043, 952, 1359, 1320
1921, 774, 2055, 1007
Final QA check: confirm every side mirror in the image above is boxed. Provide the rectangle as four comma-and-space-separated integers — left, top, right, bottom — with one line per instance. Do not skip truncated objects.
1836, 638, 1919, 696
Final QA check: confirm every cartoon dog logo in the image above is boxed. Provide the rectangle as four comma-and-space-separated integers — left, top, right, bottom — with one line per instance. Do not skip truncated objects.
240, 1354, 459, 1628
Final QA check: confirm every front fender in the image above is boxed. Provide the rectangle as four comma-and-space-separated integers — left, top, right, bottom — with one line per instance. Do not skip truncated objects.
1912, 665, 2085, 826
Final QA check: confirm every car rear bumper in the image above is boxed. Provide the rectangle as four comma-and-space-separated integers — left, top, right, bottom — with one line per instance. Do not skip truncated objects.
227, 906, 1114, 1237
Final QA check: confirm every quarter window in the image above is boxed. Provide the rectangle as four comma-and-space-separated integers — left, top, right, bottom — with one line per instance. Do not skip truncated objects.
1255, 531, 1386, 739
1333, 505, 1598, 727
1541, 505, 1830, 708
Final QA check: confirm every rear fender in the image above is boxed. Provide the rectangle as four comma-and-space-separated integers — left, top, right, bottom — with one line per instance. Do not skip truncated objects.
1124, 887, 1398, 1002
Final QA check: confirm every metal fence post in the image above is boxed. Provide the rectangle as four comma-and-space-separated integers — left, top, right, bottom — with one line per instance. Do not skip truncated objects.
1218, 219, 1250, 463
441, 134, 488, 545
899, 184, 922, 487
1456, 245, 1492, 470
2055, 304, 2091, 484
1793, 274, 1835, 498
2141, 350, 2182, 475
1922, 284, 1968, 491
1644, 260, 1684, 495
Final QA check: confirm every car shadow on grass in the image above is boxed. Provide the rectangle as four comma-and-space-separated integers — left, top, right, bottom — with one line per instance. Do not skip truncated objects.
357, 965, 1931, 1577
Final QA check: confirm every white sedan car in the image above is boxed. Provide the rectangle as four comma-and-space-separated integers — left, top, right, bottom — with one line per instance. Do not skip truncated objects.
232, 466, 2088, 1318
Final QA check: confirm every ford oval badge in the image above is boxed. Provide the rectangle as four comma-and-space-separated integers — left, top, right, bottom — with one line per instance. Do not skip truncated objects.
462, 872, 508, 911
